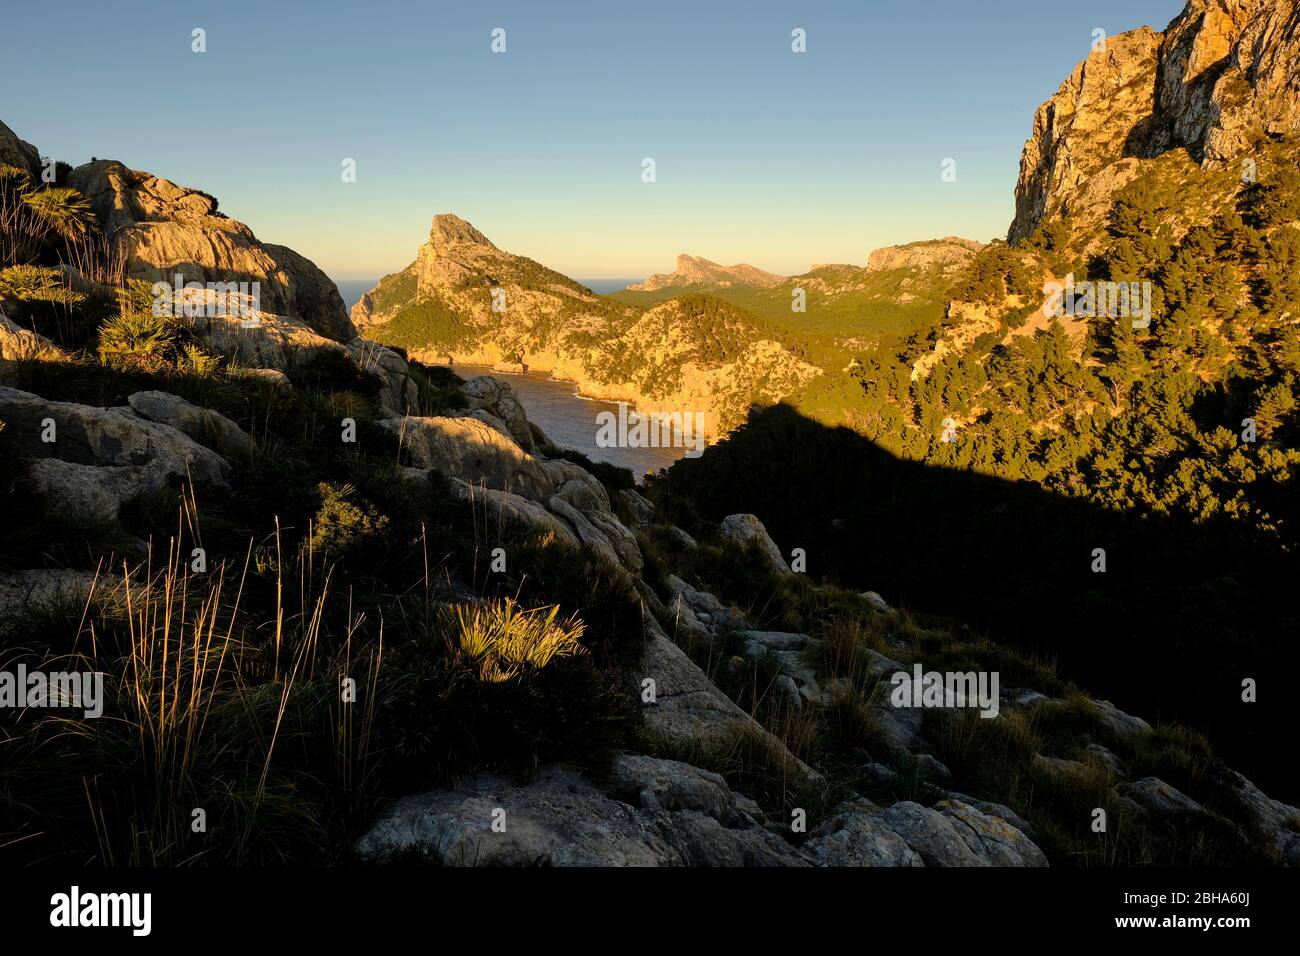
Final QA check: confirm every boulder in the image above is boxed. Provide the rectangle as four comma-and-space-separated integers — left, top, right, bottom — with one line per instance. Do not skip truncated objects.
0, 387, 230, 524
860, 590, 892, 613
1, 306, 66, 362
932, 799, 1049, 867
1116, 777, 1206, 815
801, 800, 924, 867
346, 338, 418, 416
666, 525, 698, 551
452, 481, 581, 551
356, 756, 806, 867
662, 574, 747, 637
718, 513, 790, 574
617, 488, 655, 529
1089, 698, 1153, 743
880, 800, 1046, 867
384, 414, 553, 498
1226, 771, 1300, 865
633, 617, 821, 792
234, 367, 292, 391
126, 390, 254, 456
461, 375, 539, 452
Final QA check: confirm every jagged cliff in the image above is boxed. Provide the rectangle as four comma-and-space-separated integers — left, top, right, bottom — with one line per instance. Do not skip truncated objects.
1009, 0, 1300, 242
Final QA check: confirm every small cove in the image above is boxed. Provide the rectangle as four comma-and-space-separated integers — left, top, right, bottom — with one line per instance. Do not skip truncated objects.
453, 365, 689, 481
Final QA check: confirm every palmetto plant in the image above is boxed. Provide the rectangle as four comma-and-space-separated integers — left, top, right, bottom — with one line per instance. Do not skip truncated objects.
446, 598, 587, 683
21, 187, 95, 243
0, 163, 102, 274
96, 309, 184, 368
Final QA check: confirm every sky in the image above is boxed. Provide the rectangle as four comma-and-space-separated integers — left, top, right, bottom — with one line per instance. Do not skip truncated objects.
3, 0, 1185, 280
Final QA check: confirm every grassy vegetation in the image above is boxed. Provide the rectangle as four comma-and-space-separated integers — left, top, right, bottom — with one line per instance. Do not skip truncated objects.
0, 207, 650, 862
632, 510, 1288, 865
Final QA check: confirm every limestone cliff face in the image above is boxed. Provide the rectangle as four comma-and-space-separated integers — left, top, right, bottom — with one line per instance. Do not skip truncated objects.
68, 161, 355, 342
625, 254, 784, 292
356, 215, 819, 438
1149, 0, 1300, 163
1009, 0, 1300, 242
866, 237, 983, 274
1008, 27, 1162, 242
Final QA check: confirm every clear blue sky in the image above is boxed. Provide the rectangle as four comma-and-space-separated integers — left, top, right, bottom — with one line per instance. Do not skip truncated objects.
3, 0, 1184, 279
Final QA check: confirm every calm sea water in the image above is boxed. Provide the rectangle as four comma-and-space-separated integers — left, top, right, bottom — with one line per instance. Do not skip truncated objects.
332, 278, 675, 479
455, 364, 688, 482
334, 278, 377, 311
576, 278, 640, 294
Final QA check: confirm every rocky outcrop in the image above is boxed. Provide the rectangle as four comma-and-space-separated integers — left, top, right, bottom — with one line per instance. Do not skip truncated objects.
345, 338, 418, 416
1009, 27, 1162, 242
866, 237, 983, 273
460, 374, 542, 452
382, 378, 642, 572
66, 160, 355, 341
0, 386, 231, 525
1148, 0, 1300, 165
626, 254, 785, 292
0, 119, 41, 180
355, 756, 806, 866
126, 390, 254, 456
355, 753, 1050, 867
1009, 0, 1300, 241
878, 799, 1049, 867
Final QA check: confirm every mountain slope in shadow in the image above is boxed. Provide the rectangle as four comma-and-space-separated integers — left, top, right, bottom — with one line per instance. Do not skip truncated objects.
649, 403, 1299, 800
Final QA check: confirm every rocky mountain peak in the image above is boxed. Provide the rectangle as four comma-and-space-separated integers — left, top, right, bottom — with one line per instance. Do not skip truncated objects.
1009, 0, 1300, 241
428, 213, 496, 251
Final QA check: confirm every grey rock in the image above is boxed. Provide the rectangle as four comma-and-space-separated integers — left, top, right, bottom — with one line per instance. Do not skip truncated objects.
882, 799, 1049, 867
0, 119, 41, 180
735, 630, 809, 652
453, 480, 581, 551
0, 570, 121, 639
461, 375, 540, 452
718, 513, 790, 574
1089, 698, 1153, 743
67, 159, 354, 342
1225, 771, 1300, 864
1, 306, 66, 361
934, 799, 1049, 867
773, 674, 803, 711
860, 590, 892, 612
1116, 777, 1205, 815
0, 387, 230, 524
347, 338, 418, 416
237, 367, 292, 391
802, 800, 923, 867
127, 390, 254, 456
666, 525, 698, 551
915, 754, 953, 788
357, 757, 806, 867
617, 488, 655, 529
879, 802, 984, 866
